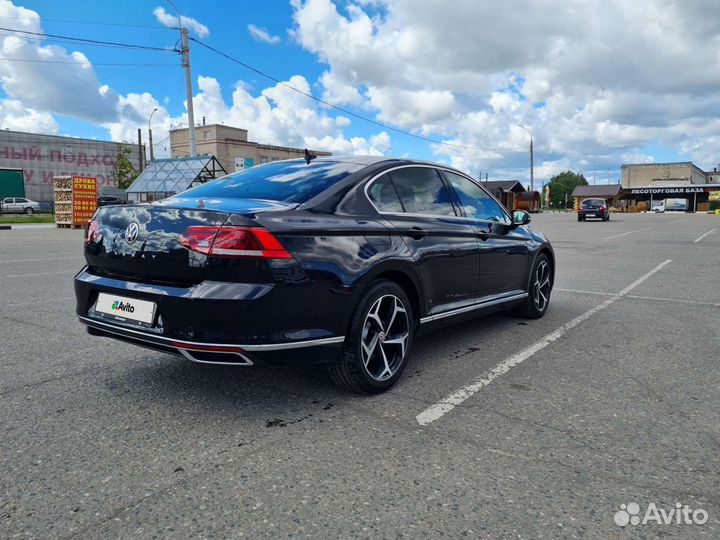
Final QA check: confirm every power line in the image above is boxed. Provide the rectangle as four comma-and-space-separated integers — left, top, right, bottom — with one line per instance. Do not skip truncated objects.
0, 15, 176, 30
0, 26, 178, 52
0, 57, 176, 66
191, 38, 526, 154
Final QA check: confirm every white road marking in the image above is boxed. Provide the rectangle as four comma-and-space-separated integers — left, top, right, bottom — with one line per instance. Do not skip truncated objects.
0, 256, 82, 264
669, 219, 686, 224
556, 287, 720, 308
693, 228, 716, 243
415, 259, 673, 426
602, 228, 651, 240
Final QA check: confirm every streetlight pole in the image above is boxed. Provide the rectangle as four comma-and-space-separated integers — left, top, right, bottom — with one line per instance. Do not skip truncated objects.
518, 124, 534, 192
166, 0, 197, 157
148, 108, 158, 162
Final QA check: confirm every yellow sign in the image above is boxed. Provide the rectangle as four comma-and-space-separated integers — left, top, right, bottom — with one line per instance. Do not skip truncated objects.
72, 176, 98, 224
709, 190, 720, 201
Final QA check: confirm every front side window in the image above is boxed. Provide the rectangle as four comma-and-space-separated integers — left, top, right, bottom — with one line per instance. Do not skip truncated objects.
388, 167, 456, 216
444, 171, 507, 222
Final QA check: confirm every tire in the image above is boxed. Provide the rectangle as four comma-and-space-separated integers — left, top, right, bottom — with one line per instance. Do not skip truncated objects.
577, 215, 582, 222
328, 280, 414, 393
515, 253, 553, 319
24, 207, 34, 215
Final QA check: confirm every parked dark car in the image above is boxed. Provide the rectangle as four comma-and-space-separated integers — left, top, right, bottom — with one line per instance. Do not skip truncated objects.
97, 196, 123, 207
75, 157, 555, 393
578, 198, 610, 221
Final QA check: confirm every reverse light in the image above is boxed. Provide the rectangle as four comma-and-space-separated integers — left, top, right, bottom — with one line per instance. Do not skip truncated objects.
179, 225, 292, 259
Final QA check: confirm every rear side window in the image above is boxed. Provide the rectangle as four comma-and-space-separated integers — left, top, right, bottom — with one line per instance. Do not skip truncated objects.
180, 160, 363, 204
388, 167, 456, 216
368, 174, 404, 213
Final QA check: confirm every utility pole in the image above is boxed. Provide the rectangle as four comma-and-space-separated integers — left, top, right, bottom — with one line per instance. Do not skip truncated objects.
180, 28, 197, 157
167, 0, 197, 157
148, 108, 158, 162
518, 125, 534, 192
137, 128, 144, 171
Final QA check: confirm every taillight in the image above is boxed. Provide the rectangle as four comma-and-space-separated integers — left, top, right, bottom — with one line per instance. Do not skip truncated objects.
85, 220, 100, 244
600, 205, 606, 211
179, 226, 292, 259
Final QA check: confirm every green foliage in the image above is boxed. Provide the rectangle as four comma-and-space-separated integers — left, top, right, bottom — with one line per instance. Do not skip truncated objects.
111, 146, 139, 190
547, 171, 588, 208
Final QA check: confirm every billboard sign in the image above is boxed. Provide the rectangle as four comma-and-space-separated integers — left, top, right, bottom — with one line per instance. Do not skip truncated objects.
72, 175, 97, 225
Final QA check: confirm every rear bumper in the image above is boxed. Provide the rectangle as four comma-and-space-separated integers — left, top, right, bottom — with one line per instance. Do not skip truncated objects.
75, 267, 353, 365
80, 316, 344, 366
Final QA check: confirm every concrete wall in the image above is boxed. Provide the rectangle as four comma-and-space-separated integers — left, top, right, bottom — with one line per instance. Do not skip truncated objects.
0, 130, 144, 201
621, 163, 707, 188
170, 125, 330, 175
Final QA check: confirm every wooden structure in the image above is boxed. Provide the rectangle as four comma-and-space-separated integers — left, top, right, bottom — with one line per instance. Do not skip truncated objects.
480, 180, 526, 211
54, 175, 98, 228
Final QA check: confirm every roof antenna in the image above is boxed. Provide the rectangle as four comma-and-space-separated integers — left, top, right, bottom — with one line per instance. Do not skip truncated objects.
304, 148, 317, 164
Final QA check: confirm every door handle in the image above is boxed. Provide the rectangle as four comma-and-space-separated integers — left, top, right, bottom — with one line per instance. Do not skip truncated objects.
408, 226, 428, 240
477, 231, 490, 241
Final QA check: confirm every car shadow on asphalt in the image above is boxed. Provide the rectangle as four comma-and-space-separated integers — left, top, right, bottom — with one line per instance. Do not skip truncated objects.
104, 310, 520, 419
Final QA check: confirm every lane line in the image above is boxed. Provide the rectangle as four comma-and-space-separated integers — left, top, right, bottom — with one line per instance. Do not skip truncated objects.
4, 271, 74, 278
693, 228, 716, 243
0, 256, 83, 264
556, 288, 720, 307
415, 259, 673, 426
602, 228, 651, 240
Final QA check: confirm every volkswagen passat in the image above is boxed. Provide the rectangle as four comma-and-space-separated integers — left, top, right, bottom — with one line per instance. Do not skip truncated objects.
76, 157, 554, 393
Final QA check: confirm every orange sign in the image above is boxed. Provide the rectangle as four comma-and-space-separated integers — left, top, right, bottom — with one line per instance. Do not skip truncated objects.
72, 175, 98, 224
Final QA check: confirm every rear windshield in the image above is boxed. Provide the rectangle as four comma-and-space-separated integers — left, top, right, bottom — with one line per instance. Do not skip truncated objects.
582, 199, 604, 205
180, 160, 363, 203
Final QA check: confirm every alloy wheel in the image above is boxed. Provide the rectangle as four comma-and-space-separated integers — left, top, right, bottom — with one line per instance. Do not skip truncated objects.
360, 294, 409, 381
533, 260, 552, 311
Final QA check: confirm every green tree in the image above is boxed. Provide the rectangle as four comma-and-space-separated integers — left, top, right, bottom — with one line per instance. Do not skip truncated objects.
547, 171, 588, 208
111, 146, 139, 190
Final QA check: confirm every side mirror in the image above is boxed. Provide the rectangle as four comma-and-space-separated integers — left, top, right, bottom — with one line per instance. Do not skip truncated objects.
512, 210, 531, 226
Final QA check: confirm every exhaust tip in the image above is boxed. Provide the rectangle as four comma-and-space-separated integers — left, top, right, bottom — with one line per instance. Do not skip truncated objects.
177, 348, 254, 366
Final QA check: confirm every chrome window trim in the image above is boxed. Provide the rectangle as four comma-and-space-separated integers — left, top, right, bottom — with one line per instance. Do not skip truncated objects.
363, 164, 512, 225
79, 316, 346, 351
419, 291, 528, 324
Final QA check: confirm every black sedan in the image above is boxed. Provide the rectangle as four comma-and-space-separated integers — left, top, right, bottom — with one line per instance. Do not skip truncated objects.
578, 198, 610, 221
75, 157, 554, 393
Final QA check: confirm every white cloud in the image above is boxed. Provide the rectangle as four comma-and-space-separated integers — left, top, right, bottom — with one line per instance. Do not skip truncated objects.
153, 6, 209, 38
0, 98, 58, 133
292, 0, 720, 177
0, 1, 386, 162
247, 24, 281, 45
185, 75, 390, 157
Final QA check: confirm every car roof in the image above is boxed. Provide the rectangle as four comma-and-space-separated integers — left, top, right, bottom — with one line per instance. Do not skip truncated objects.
277, 155, 473, 176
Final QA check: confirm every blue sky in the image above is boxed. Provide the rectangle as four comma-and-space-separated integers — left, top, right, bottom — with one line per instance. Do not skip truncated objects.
0, 0, 717, 185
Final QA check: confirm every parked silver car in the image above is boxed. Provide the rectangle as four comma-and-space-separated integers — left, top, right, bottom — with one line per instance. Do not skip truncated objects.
0, 197, 41, 214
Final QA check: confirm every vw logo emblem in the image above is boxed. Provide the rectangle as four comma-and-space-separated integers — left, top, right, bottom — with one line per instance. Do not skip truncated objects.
124, 222, 140, 244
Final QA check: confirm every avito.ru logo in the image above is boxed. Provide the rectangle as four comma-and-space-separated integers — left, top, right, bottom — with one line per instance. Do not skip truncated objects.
111, 300, 135, 313
614, 502, 708, 527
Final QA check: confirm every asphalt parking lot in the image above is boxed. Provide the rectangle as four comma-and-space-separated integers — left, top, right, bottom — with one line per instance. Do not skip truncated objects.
1, 212, 719, 538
